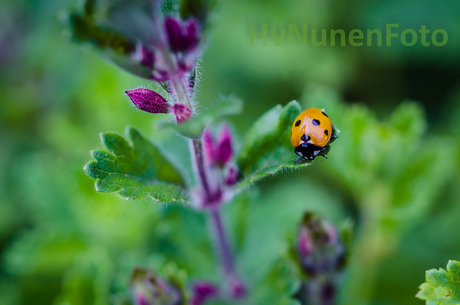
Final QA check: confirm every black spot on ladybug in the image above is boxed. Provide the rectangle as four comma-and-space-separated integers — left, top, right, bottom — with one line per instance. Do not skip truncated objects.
324, 130, 329, 136
321, 111, 329, 118
312, 119, 320, 126
301, 134, 311, 142
295, 120, 301, 127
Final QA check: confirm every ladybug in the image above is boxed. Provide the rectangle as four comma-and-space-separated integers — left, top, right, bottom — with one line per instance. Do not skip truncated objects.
290, 108, 336, 161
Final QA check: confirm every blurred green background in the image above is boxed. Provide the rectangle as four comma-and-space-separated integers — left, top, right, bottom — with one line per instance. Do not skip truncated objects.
1, 0, 460, 304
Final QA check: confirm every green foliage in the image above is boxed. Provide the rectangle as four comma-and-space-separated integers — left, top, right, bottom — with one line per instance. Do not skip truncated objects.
3, 0, 460, 304
416, 260, 460, 304
179, 0, 218, 29
235, 161, 310, 193
84, 126, 187, 202
161, 98, 243, 139
253, 257, 301, 305
67, 13, 135, 54
64, 0, 159, 79
302, 84, 456, 232
237, 100, 301, 174
301, 84, 458, 303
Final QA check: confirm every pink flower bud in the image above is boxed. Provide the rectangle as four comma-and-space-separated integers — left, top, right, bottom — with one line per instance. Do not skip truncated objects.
190, 282, 218, 305
130, 268, 181, 305
134, 290, 150, 305
225, 166, 238, 186
215, 124, 233, 167
172, 103, 192, 124
297, 213, 346, 277
298, 227, 314, 257
229, 276, 246, 298
132, 44, 155, 68
203, 129, 215, 164
125, 88, 170, 114
164, 17, 200, 53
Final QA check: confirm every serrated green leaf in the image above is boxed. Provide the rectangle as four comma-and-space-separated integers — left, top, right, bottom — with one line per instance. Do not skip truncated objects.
237, 100, 301, 174
416, 260, 460, 304
235, 159, 311, 193
84, 126, 187, 203
161, 98, 243, 139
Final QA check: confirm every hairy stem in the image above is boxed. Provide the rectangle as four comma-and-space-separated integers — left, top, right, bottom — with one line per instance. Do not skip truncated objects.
209, 208, 235, 277
173, 71, 243, 294
192, 139, 211, 196
162, 48, 192, 110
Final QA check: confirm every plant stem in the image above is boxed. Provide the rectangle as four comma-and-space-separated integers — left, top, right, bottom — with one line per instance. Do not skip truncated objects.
163, 49, 192, 111
173, 69, 243, 294
209, 208, 235, 277
192, 138, 243, 293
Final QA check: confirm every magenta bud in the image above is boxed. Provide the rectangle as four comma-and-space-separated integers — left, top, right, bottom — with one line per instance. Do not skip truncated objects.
190, 282, 218, 305
203, 129, 215, 163
134, 290, 150, 305
130, 268, 181, 305
183, 19, 200, 51
215, 125, 233, 167
229, 276, 246, 299
225, 166, 238, 186
297, 213, 346, 277
172, 103, 192, 124
125, 88, 170, 114
133, 44, 155, 68
298, 227, 314, 257
164, 17, 200, 53
192, 186, 223, 209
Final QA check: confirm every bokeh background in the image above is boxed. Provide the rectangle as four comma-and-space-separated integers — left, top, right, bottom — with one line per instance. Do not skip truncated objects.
1, 0, 460, 304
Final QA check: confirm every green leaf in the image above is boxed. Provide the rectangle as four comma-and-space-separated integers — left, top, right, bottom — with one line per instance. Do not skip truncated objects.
416, 260, 460, 304
235, 159, 311, 193
237, 100, 301, 174
179, 0, 218, 29
67, 13, 136, 54
84, 126, 188, 203
161, 98, 243, 139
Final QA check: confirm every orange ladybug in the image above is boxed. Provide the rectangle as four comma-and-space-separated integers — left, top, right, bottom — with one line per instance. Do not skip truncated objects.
290, 108, 336, 161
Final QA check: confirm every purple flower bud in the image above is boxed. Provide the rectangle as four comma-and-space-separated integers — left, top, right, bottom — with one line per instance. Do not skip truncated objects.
130, 268, 181, 305
215, 125, 233, 167
183, 19, 200, 52
192, 186, 223, 209
229, 276, 246, 298
225, 165, 238, 186
132, 44, 155, 68
134, 290, 150, 305
298, 227, 314, 257
190, 282, 219, 305
203, 129, 215, 164
164, 17, 200, 53
297, 213, 346, 277
125, 88, 170, 114
172, 103, 192, 124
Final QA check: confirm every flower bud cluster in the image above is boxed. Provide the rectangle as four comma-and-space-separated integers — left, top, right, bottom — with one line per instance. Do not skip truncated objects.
193, 125, 239, 209
130, 268, 181, 305
296, 213, 346, 277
